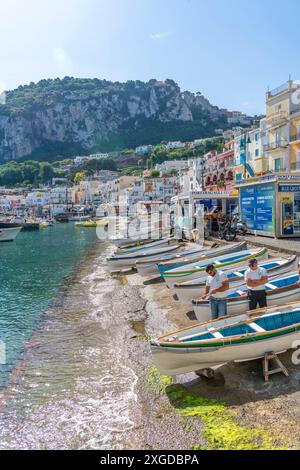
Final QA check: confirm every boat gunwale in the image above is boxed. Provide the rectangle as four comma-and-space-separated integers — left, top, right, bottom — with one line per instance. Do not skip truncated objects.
158, 241, 247, 268
107, 245, 180, 261
153, 323, 300, 349
163, 248, 267, 278
192, 272, 300, 306
154, 302, 300, 344
174, 256, 296, 289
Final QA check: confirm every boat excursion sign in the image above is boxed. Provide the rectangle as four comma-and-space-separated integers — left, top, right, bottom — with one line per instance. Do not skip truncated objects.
240, 182, 275, 234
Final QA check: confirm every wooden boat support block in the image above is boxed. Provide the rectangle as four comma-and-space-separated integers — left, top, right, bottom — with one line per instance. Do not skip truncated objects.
262, 352, 289, 383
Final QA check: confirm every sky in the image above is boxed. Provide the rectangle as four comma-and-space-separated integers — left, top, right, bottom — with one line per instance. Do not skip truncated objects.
0, 0, 300, 114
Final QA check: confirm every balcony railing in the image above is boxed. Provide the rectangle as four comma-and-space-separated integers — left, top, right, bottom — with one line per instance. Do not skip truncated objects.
290, 132, 300, 143
263, 139, 288, 151
290, 162, 300, 171
265, 110, 288, 127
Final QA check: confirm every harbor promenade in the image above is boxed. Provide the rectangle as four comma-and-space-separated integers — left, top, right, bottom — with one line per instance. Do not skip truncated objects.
245, 235, 300, 256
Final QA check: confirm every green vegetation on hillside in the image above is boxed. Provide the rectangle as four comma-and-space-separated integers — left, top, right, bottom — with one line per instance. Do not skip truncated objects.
0, 157, 117, 187
0, 161, 59, 187
0, 77, 237, 162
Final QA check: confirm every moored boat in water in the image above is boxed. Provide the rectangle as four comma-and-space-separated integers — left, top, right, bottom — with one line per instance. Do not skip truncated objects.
151, 301, 300, 376
174, 256, 297, 305
0, 222, 22, 242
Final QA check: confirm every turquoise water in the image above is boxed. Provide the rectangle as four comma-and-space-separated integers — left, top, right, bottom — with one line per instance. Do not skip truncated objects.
0, 223, 97, 388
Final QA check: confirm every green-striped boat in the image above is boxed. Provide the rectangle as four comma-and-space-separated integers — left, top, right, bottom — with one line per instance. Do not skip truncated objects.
151, 301, 300, 376
163, 247, 267, 288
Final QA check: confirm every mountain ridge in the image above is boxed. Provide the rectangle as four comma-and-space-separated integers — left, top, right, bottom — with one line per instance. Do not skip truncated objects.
0, 77, 250, 163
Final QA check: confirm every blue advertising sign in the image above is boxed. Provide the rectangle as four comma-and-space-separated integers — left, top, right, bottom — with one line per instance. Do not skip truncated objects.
240, 183, 275, 233
279, 185, 300, 192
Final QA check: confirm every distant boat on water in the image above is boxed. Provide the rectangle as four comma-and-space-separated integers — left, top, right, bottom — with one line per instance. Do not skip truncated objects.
0, 222, 22, 242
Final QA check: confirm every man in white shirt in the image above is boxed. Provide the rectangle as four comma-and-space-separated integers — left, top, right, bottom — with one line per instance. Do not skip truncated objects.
201, 264, 229, 319
244, 258, 268, 310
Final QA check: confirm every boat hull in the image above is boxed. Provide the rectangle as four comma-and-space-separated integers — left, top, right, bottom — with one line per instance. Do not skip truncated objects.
193, 286, 300, 321
136, 248, 207, 277
0, 226, 22, 242
116, 237, 177, 254
107, 245, 180, 271
151, 330, 300, 375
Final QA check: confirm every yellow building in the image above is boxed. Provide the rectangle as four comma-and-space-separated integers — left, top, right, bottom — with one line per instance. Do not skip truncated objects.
265, 80, 300, 173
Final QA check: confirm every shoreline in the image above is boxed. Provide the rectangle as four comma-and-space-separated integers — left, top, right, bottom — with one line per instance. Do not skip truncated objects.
2, 239, 300, 449
119, 262, 300, 450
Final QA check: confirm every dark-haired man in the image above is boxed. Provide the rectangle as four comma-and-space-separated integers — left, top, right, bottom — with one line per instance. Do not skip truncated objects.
244, 258, 268, 310
201, 264, 229, 319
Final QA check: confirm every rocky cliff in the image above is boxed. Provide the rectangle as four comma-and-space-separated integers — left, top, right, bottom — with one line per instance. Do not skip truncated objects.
0, 77, 231, 162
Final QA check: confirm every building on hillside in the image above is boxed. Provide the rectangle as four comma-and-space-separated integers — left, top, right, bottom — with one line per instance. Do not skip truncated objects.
227, 111, 252, 126
89, 153, 110, 160
202, 140, 235, 192
178, 159, 203, 193
124, 177, 178, 207
74, 156, 89, 165
155, 160, 189, 175
165, 141, 185, 150
135, 145, 153, 154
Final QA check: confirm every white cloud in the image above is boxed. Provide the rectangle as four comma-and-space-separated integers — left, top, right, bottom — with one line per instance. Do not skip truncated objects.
150, 31, 172, 40
52, 46, 73, 71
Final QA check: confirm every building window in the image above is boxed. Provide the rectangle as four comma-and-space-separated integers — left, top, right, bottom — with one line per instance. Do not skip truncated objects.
274, 158, 282, 171
255, 133, 259, 141
255, 149, 259, 157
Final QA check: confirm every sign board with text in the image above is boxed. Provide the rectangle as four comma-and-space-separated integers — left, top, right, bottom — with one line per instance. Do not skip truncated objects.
240, 182, 275, 235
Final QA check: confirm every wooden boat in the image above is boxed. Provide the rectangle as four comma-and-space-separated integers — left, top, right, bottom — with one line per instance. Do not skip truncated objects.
151, 301, 300, 376
174, 256, 297, 305
163, 247, 267, 289
107, 244, 181, 271
192, 271, 300, 321
158, 241, 247, 277
135, 245, 214, 277
116, 237, 177, 254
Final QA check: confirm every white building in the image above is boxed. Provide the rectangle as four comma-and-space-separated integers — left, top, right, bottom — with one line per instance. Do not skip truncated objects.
166, 141, 185, 150
124, 177, 178, 207
0, 196, 12, 212
74, 156, 89, 165
25, 191, 50, 207
155, 160, 189, 175
89, 153, 110, 160
178, 159, 204, 193
49, 187, 72, 215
